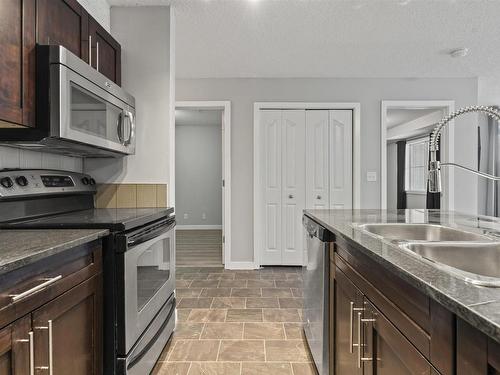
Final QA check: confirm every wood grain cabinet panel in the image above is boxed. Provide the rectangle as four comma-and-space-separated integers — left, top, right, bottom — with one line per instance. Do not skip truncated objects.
89, 16, 121, 85
0, 316, 31, 374
36, 0, 88, 61
0, 0, 35, 127
33, 274, 103, 375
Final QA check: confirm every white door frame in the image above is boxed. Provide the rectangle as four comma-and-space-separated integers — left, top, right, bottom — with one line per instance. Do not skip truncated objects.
253, 102, 361, 268
174, 101, 231, 268
380, 100, 455, 210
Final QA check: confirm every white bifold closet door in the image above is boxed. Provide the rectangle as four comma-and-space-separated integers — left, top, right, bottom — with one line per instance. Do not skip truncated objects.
260, 109, 352, 266
261, 110, 305, 265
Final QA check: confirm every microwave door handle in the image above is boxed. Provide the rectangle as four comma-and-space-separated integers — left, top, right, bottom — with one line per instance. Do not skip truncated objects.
124, 111, 135, 146
117, 112, 125, 144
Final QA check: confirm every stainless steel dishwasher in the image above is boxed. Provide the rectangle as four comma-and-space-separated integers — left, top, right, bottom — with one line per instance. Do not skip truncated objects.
303, 214, 334, 375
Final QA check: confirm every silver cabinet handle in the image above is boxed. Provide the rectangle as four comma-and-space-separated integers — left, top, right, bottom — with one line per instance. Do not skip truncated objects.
48, 320, 53, 375
96, 41, 99, 72
17, 331, 34, 375
89, 35, 92, 65
350, 302, 364, 353
357, 314, 376, 368
10, 275, 62, 302
35, 320, 54, 374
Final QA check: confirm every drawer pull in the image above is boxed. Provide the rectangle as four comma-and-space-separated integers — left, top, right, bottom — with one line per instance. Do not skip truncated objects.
357, 314, 377, 368
10, 275, 62, 302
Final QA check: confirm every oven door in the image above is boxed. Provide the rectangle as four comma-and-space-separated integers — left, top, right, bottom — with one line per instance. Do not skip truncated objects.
118, 221, 175, 354
53, 63, 136, 155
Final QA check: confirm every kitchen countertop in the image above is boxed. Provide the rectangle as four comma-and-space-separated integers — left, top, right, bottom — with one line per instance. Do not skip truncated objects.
0, 229, 109, 276
304, 209, 500, 343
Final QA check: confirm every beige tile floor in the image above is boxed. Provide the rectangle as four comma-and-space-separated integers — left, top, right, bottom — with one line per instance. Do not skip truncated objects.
153, 266, 317, 375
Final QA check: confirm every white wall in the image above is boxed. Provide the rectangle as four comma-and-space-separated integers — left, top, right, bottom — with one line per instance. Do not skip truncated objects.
387, 142, 398, 210
77, 0, 110, 31
177, 77, 478, 263
175, 121, 222, 227
85, 6, 173, 185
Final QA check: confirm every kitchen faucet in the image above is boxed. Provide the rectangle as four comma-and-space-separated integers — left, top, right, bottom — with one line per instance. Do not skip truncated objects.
428, 106, 500, 193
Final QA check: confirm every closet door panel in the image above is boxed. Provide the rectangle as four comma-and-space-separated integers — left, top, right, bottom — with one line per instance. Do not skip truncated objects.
306, 110, 330, 209
282, 110, 306, 265
330, 110, 353, 209
261, 110, 282, 265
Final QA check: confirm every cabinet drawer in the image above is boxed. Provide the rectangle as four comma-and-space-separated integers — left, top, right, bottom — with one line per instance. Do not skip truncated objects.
0, 240, 102, 329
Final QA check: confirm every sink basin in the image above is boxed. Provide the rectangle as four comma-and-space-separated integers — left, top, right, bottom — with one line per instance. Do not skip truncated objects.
357, 223, 490, 242
401, 242, 500, 287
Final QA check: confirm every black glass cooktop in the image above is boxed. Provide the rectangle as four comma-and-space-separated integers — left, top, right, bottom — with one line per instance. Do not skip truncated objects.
4, 207, 174, 231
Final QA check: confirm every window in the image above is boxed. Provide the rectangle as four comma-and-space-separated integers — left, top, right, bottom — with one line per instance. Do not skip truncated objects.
405, 137, 429, 193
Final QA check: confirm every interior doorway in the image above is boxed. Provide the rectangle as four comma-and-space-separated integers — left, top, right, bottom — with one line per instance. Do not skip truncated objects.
381, 101, 455, 210
174, 101, 231, 268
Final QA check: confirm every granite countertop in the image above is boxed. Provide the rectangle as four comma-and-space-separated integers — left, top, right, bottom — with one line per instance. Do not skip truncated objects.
0, 229, 109, 276
304, 209, 500, 343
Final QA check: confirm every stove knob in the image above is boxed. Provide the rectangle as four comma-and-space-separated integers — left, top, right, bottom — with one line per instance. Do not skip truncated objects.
0, 177, 13, 189
15, 176, 28, 187
81, 177, 90, 185
89, 178, 96, 186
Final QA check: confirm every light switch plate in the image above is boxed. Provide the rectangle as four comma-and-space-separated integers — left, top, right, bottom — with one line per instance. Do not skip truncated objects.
367, 171, 377, 182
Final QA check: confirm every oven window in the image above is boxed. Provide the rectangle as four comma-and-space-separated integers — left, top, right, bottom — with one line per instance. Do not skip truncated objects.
70, 82, 122, 143
136, 237, 172, 311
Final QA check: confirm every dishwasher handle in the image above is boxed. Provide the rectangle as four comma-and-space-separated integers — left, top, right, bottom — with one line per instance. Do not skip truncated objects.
303, 215, 335, 242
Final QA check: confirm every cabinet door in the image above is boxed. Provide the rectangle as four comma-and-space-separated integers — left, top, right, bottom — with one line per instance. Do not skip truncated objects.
334, 267, 363, 375
281, 110, 305, 265
261, 110, 282, 265
36, 0, 89, 61
33, 274, 102, 375
89, 17, 121, 85
329, 110, 353, 209
362, 299, 433, 375
0, 0, 36, 127
0, 316, 32, 374
306, 110, 330, 209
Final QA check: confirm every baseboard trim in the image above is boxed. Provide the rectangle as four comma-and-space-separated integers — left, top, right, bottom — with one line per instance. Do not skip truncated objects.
176, 225, 223, 230
224, 261, 258, 270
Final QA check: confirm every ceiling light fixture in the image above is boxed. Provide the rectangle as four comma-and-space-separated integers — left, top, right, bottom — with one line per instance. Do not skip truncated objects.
450, 48, 470, 58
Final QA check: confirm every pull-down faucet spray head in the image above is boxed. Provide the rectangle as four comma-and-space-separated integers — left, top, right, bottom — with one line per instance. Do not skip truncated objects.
427, 106, 500, 193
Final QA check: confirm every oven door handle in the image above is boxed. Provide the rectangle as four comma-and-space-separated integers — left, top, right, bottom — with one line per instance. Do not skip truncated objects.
127, 220, 175, 247
127, 296, 175, 370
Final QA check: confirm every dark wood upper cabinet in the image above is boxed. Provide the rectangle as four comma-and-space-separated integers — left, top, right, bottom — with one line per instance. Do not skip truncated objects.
0, 0, 36, 128
36, 0, 89, 62
89, 17, 121, 85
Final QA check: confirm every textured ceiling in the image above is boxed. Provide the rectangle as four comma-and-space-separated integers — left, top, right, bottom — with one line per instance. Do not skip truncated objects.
109, 0, 500, 79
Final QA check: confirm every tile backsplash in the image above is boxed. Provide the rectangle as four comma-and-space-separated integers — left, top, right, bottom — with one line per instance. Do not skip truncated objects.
0, 146, 83, 172
95, 184, 168, 208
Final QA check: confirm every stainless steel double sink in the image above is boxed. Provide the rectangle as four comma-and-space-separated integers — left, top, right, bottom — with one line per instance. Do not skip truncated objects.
355, 223, 500, 287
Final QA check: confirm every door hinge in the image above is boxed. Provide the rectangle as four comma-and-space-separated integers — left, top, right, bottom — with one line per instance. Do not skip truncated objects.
222, 179, 225, 187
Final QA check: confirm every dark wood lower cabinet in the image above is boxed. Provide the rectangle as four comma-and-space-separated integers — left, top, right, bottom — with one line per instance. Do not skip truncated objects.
0, 316, 31, 374
362, 300, 434, 375
0, 242, 103, 375
33, 274, 102, 375
334, 267, 363, 375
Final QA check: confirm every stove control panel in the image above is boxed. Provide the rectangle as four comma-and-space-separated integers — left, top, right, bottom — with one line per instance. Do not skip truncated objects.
0, 169, 97, 198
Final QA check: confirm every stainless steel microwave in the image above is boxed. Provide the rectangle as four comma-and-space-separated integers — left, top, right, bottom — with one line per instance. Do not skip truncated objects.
0, 45, 136, 157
